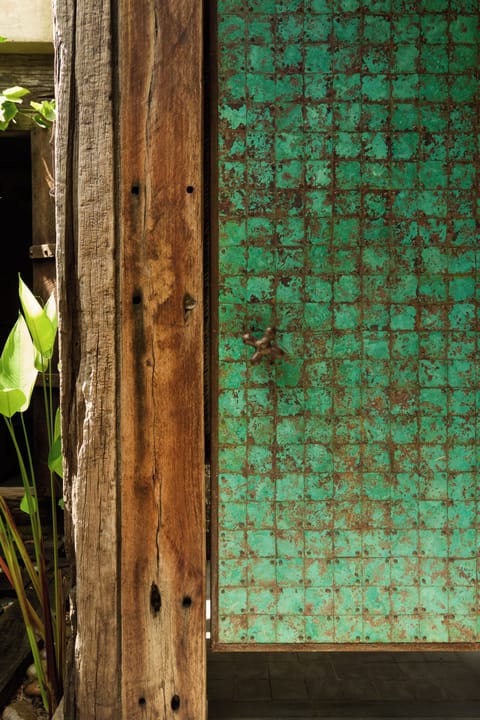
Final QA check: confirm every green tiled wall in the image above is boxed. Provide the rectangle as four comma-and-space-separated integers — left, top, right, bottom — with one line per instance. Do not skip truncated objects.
214, 0, 479, 645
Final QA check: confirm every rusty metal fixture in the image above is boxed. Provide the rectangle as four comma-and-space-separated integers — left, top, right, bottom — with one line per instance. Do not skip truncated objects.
242, 326, 285, 364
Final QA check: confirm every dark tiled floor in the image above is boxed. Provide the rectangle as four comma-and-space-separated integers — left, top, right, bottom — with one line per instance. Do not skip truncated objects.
208, 651, 480, 719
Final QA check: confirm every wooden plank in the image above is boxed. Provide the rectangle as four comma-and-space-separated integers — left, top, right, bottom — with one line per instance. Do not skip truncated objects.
117, 1, 206, 718
30, 125, 55, 297
54, 1, 119, 718
31, 125, 57, 495
54, 0, 205, 717
0, 487, 23, 500
0, 55, 53, 103
0, 601, 31, 709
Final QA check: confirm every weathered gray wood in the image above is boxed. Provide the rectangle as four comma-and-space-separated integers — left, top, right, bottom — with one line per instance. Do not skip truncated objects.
54, 0, 205, 718
0, 54, 53, 103
54, 1, 119, 718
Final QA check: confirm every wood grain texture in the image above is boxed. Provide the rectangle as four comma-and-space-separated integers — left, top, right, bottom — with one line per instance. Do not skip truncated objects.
118, 1, 206, 718
54, 0, 205, 717
0, 601, 32, 708
54, 1, 120, 717
0, 55, 54, 103
31, 126, 57, 494
31, 127, 55, 268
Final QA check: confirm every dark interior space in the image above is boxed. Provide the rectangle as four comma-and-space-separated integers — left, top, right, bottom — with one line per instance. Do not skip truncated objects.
0, 133, 33, 484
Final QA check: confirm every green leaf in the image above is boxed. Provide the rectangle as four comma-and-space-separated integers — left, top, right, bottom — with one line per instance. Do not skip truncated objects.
58, 498, 64, 510
0, 97, 18, 128
2, 86, 29, 101
34, 349, 48, 372
0, 388, 27, 417
0, 37, 7, 43
45, 292, 58, 332
0, 315, 37, 417
20, 488, 38, 515
48, 436, 62, 478
32, 115, 49, 129
30, 99, 56, 124
48, 408, 63, 478
18, 276, 57, 361
53, 406, 61, 439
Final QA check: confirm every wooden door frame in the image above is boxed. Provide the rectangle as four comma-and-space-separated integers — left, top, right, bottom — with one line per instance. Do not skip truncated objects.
0, 54, 56, 497
54, 2, 206, 718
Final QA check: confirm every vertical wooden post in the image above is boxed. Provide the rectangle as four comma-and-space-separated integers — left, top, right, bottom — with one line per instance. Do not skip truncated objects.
118, 1, 205, 719
54, 1, 120, 717
54, 0, 205, 717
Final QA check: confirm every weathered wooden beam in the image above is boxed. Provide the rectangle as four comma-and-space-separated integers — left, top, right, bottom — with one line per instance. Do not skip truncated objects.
54, 1, 119, 717
0, 54, 53, 103
54, 0, 205, 718
117, 1, 205, 717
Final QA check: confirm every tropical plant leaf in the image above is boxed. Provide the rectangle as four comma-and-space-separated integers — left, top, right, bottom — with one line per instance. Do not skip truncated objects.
18, 276, 57, 361
53, 406, 61, 439
34, 349, 49, 372
30, 99, 56, 124
20, 488, 38, 515
32, 115, 48, 129
48, 408, 63, 479
45, 292, 58, 332
0, 97, 18, 127
48, 436, 63, 479
0, 388, 27, 417
2, 86, 29, 101
0, 315, 37, 417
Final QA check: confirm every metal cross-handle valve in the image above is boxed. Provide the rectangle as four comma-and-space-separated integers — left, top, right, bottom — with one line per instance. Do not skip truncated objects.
242, 326, 285, 364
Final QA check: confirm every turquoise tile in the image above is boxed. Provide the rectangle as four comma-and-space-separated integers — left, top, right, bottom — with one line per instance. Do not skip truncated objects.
247, 501, 275, 528
216, 0, 480, 646
276, 529, 305, 558
275, 615, 306, 643
247, 614, 276, 642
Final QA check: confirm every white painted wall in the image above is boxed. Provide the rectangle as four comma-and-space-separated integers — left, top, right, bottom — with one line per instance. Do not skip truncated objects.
1, 0, 53, 45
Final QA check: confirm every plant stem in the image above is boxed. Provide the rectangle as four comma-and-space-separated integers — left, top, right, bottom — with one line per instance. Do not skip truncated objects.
4, 417, 42, 572
42, 368, 62, 682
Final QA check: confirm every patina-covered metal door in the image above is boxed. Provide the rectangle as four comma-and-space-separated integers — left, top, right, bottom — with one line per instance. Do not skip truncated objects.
211, 0, 479, 648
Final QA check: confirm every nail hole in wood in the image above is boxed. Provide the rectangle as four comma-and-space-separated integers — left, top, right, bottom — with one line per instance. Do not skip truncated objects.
132, 293, 142, 305
138, 697, 146, 706
131, 184, 140, 195
182, 595, 192, 608
171, 695, 181, 711
150, 583, 161, 613
186, 185, 194, 193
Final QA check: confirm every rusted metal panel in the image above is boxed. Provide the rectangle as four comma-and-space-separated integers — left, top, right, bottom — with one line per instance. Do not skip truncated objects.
212, 1, 480, 648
